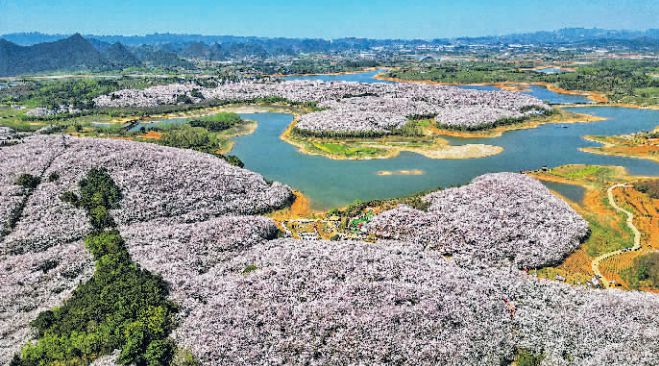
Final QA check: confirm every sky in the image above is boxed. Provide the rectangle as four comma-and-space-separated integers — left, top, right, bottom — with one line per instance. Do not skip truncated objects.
0, 0, 657, 39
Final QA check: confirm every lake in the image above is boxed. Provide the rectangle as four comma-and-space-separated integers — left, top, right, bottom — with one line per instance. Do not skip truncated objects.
152, 71, 659, 209
540, 181, 587, 204
534, 67, 567, 74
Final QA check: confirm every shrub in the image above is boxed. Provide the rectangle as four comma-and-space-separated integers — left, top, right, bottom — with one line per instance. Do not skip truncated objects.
404, 195, 431, 211
188, 112, 242, 132
189, 89, 204, 100
171, 349, 199, 366
78, 167, 123, 210
635, 180, 659, 199
67, 167, 123, 231
47, 172, 60, 182
144, 339, 176, 366
59, 191, 80, 206
89, 205, 115, 232
624, 252, 659, 289
16, 174, 41, 190
3, 174, 43, 237
242, 264, 258, 274
36, 259, 59, 274
515, 349, 545, 366
220, 154, 244, 168
161, 126, 213, 149
176, 94, 193, 105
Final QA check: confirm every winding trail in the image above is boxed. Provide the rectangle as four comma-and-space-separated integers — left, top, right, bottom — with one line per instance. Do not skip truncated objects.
591, 184, 642, 288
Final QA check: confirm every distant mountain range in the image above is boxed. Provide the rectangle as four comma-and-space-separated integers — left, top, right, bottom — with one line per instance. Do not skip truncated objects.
0, 28, 657, 77
3, 28, 658, 47
454, 28, 659, 45
0, 34, 106, 76
0, 34, 193, 76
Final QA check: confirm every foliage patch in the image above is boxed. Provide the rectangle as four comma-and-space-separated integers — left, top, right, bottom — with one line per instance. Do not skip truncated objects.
13, 168, 180, 366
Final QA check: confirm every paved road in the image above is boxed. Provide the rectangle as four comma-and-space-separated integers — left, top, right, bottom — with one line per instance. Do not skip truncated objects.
591, 184, 642, 288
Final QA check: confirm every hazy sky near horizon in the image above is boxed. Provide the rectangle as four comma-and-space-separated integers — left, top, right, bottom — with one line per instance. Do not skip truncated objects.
1, 0, 657, 39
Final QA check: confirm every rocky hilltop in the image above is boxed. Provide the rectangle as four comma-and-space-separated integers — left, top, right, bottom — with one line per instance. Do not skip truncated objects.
1, 137, 658, 365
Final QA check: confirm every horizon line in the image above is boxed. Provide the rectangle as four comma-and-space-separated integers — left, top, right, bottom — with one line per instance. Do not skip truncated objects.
2, 26, 658, 42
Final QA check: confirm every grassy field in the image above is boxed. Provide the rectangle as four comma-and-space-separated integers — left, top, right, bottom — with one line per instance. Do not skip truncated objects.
310, 141, 384, 158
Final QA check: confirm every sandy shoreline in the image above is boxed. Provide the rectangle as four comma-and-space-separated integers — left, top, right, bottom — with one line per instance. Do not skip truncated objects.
376, 169, 425, 176
579, 146, 659, 163
268, 190, 317, 220
561, 103, 659, 111
215, 120, 259, 155
279, 116, 504, 160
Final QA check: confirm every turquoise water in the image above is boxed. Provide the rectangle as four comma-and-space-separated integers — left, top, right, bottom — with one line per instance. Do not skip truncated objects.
460, 84, 590, 104
534, 67, 565, 74
232, 106, 658, 209
128, 117, 189, 131
230, 71, 658, 208
115, 71, 655, 209
540, 181, 587, 204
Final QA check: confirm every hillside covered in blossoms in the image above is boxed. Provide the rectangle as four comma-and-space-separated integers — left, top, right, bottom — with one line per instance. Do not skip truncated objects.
2, 0, 659, 363
1, 135, 658, 365
93, 80, 550, 132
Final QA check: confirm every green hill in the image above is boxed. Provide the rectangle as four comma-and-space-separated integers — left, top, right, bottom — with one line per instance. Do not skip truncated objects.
0, 34, 107, 76
98, 42, 141, 68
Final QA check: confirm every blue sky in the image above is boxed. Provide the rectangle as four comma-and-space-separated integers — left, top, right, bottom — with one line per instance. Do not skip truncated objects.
0, 0, 657, 39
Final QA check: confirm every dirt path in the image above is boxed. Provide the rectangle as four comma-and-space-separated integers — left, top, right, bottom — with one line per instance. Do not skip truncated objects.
591, 184, 642, 288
